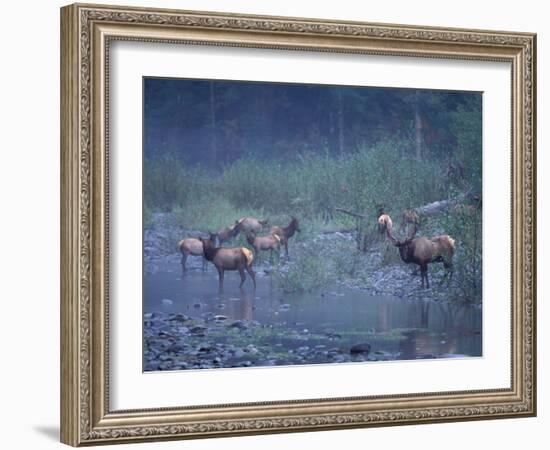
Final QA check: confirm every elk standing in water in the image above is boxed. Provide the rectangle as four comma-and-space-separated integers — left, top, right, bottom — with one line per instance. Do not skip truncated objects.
270, 216, 300, 258
237, 216, 268, 234
246, 230, 281, 263
387, 226, 455, 289
178, 238, 207, 274
215, 220, 241, 246
199, 234, 256, 291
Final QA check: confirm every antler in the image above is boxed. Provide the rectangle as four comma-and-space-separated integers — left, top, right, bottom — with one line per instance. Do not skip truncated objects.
407, 223, 419, 241
387, 222, 417, 246
386, 227, 399, 245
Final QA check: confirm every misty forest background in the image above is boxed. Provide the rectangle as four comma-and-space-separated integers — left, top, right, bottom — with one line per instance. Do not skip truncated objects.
143, 78, 482, 302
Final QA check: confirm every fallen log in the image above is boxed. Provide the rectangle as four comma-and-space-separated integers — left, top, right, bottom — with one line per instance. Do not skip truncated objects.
332, 192, 469, 220
319, 227, 357, 235
414, 193, 466, 216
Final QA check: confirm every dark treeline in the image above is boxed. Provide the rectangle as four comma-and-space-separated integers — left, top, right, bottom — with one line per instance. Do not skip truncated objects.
144, 77, 481, 170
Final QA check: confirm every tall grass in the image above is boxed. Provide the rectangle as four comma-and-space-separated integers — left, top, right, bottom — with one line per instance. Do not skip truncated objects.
439, 206, 482, 303
144, 143, 450, 232
144, 144, 481, 302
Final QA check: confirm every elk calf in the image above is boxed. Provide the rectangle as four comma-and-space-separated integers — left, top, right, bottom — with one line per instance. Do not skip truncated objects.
270, 216, 300, 258
178, 238, 207, 273
388, 227, 455, 289
200, 234, 256, 291
246, 230, 281, 263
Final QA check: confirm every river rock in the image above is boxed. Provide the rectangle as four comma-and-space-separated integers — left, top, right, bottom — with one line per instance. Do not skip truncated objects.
167, 343, 186, 353
350, 343, 372, 355
190, 326, 207, 335
229, 320, 248, 330
168, 313, 189, 322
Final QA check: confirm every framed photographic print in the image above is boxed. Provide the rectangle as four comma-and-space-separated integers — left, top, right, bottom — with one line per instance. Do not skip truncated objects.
60, 3, 536, 446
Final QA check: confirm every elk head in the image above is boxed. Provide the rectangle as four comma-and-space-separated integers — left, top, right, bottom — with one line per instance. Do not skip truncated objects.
387, 225, 417, 262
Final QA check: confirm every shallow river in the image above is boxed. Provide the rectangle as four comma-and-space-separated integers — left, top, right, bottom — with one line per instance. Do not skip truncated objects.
144, 269, 482, 364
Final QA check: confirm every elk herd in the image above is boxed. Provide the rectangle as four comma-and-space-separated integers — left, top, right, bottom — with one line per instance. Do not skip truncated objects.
178, 216, 300, 290
178, 207, 459, 291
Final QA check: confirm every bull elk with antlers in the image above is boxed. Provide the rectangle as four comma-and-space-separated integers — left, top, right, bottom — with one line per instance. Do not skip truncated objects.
387, 225, 455, 289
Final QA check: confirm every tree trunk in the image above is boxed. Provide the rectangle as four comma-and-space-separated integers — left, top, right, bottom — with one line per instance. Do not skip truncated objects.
414, 90, 423, 161
209, 81, 218, 164
337, 90, 345, 155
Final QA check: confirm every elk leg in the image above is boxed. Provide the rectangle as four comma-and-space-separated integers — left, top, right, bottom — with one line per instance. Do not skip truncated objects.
443, 262, 453, 283
217, 267, 224, 292
238, 268, 246, 288
246, 264, 256, 289
421, 264, 429, 289
284, 241, 289, 259
180, 252, 188, 274
201, 256, 207, 272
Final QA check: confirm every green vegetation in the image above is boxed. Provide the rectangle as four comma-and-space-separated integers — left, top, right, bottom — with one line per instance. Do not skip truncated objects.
144, 80, 483, 304
440, 205, 482, 303
273, 247, 332, 293
146, 143, 451, 230
144, 143, 482, 303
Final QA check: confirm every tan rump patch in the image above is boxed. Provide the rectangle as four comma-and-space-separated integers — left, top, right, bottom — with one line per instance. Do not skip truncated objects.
241, 247, 254, 266
446, 236, 456, 249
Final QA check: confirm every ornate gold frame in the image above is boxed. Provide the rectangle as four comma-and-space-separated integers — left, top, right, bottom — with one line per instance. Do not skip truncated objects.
60, 3, 536, 446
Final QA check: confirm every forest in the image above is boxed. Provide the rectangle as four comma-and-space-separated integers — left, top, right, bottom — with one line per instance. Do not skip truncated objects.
144, 77, 481, 302
142, 77, 483, 371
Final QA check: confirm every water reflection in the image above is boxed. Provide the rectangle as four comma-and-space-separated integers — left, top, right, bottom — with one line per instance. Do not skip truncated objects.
144, 270, 482, 360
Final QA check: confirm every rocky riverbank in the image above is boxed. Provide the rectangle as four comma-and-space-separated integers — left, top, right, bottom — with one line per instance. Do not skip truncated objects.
144, 310, 419, 371
143, 213, 481, 371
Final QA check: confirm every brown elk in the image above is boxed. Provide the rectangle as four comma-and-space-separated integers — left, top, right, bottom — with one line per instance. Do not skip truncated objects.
387, 226, 455, 289
377, 214, 393, 235
236, 216, 268, 234
199, 234, 256, 291
246, 230, 281, 263
270, 216, 300, 258
178, 238, 207, 273
399, 208, 420, 234
215, 220, 241, 246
